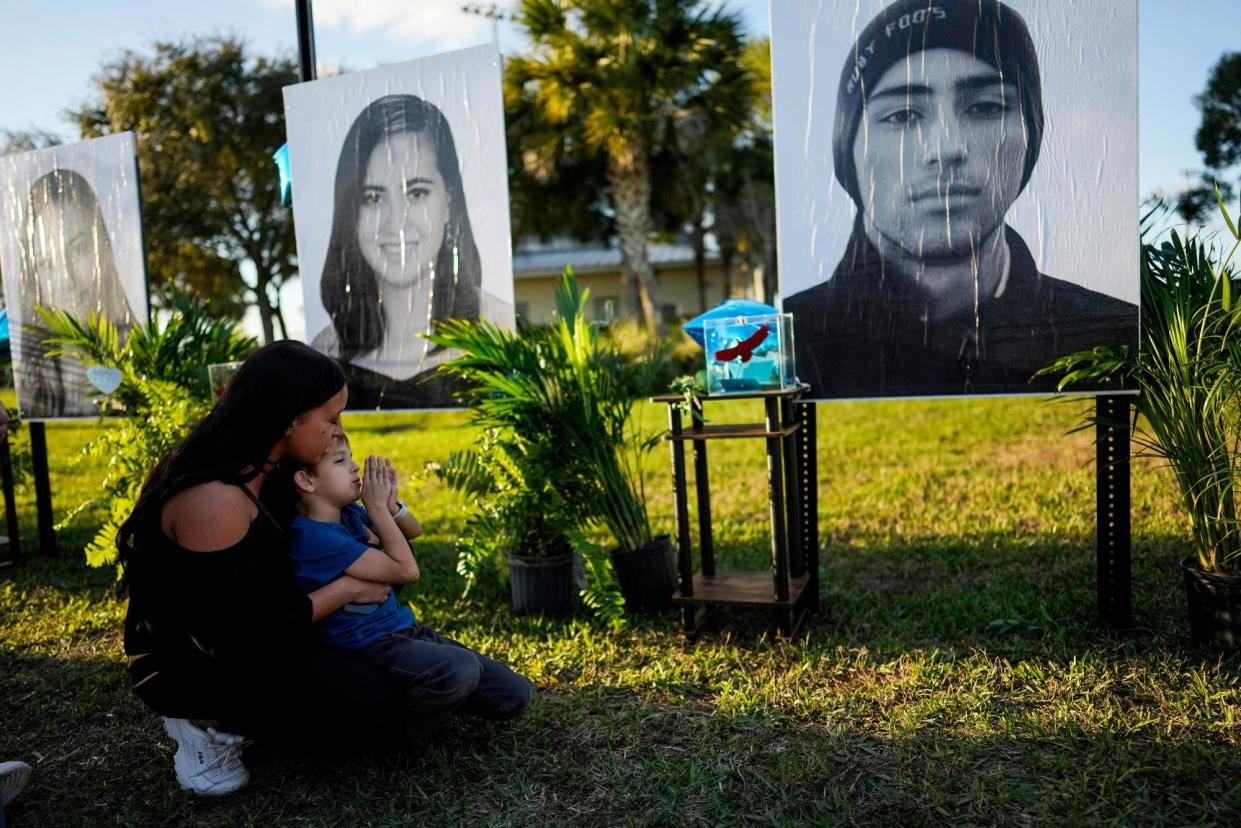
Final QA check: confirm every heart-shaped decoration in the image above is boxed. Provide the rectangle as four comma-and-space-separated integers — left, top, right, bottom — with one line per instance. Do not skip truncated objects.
86, 365, 123, 396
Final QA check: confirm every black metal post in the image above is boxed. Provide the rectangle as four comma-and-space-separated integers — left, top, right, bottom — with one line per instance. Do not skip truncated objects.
669, 406, 692, 598
764, 397, 789, 603
1096, 395, 1132, 628
295, 0, 318, 83
691, 399, 714, 576
780, 396, 804, 579
0, 436, 19, 561
800, 401, 820, 609
29, 422, 55, 556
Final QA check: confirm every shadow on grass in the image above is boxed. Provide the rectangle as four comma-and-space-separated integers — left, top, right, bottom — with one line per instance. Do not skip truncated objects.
4, 535, 1239, 825
679, 528, 1213, 662
5, 654, 1240, 826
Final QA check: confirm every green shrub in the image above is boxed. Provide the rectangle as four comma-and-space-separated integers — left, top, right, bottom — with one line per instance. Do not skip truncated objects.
1042, 192, 1241, 572
37, 291, 256, 571
428, 271, 666, 627
428, 429, 580, 595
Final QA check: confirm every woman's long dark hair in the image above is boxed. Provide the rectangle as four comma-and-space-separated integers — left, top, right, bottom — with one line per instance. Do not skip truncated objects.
320, 94, 482, 363
115, 340, 345, 566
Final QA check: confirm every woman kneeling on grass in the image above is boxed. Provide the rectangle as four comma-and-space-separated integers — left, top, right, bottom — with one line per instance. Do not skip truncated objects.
120, 341, 531, 795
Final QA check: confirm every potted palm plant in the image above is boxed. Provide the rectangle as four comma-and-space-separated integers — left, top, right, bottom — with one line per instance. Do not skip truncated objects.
1042, 194, 1241, 649
429, 271, 676, 614
430, 430, 581, 615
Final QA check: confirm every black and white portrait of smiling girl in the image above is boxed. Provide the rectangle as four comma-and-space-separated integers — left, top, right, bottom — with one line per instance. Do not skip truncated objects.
285, 45, 515, 411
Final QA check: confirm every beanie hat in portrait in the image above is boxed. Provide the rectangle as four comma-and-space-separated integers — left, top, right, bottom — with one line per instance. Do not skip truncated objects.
831, 0, 1044, 207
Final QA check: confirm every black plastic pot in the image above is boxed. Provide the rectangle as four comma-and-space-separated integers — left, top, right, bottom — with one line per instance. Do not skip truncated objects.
611, 534, 677, 612
507, 551, 575, 616
1181, 557, 1241, 651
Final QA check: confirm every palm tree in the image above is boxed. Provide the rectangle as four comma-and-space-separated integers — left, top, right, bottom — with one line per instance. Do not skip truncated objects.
506, 0, 751, 335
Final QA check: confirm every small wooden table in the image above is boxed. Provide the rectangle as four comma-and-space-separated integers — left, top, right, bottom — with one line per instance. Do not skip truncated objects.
651, 385, 820, 636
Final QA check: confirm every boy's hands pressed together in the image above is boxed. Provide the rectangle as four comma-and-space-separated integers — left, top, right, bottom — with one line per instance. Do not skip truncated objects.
360, 455, 392, 515
345, 453, 420, 584
385, 457, 399, 515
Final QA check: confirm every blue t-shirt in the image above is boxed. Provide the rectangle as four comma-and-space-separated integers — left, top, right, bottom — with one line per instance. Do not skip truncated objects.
288, 503, 415, 650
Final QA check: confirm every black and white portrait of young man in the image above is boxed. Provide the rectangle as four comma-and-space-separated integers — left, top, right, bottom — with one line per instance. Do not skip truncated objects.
772, 0, 1140, 399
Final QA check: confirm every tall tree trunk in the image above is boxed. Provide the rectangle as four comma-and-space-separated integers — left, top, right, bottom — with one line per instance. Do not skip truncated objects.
253, 269, 276, 343
719, 244, 735, 301
692, 215, 707, 313
607, 143, 664, 336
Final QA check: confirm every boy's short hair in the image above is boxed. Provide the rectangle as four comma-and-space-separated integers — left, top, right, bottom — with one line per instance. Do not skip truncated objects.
260, 434, 353, 527
289, 434, 352, 476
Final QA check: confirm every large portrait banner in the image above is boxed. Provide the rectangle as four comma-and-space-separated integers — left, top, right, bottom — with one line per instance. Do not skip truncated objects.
771, 0, 1140, 400
284, 43, 515, 411
0, 133, 147, 419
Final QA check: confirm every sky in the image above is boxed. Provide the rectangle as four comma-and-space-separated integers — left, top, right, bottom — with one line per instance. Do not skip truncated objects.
0, 0, 1238, 335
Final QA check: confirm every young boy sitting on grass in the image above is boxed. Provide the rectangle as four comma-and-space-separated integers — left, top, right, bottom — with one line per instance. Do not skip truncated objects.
278, 436, 532, 735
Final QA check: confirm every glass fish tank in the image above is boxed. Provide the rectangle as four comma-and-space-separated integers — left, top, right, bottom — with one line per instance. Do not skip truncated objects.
702, 312, 796, 395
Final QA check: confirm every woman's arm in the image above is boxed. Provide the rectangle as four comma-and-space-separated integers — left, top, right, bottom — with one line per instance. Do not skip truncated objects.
394, 509, 423, 540
161, 483, 390, 650
308, 575, 390, 622
162, 482, 256, 550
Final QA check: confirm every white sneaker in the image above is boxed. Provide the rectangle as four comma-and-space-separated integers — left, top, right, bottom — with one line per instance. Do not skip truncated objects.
0, 760, 31, 806
161, 717, 250, 795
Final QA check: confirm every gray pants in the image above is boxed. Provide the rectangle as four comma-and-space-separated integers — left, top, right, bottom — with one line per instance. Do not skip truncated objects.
356, 625, 533, 736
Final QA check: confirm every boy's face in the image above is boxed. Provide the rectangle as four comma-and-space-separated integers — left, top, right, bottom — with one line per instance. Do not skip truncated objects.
852, 48, 1026, 260
307, 441, 361, 507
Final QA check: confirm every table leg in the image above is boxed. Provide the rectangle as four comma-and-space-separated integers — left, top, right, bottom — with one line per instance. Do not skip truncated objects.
668, 406, 693, 607
765, 397, 790, 603
781, 397, 803, 579
800, 402, 820, 609
691, 400, 714, 577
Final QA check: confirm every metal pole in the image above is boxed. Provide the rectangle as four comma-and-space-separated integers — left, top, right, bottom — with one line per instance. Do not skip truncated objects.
691, 399, 714, 576
0, 434, 19, 561
295, 0, 317, 83
764, 397, 789, 604
1096, 395, 1132, 628
29, 422, 56, 556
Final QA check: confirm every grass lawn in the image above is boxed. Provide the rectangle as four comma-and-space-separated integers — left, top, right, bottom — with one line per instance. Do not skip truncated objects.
2, 394, 1240, 825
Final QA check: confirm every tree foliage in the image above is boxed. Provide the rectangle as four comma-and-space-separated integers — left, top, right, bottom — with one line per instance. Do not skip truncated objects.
656, 36, 777, 304
71, 37, 297, 340
0, 130, 62, 155
429, 271, 667, 627
507, 0, 752, 333
1179, 52, 1241, 224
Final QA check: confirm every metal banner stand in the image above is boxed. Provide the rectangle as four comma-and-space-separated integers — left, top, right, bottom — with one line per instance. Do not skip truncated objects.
295, 0, 317, 83
0, 431, 19, 562
29, 422, 56, 556
1096, 395, 1132, 628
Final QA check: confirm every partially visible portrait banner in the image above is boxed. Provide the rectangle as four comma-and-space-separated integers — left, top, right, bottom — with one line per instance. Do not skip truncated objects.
0, 133, 147, 419
771, 0, 1140, 400
284, 43, 515, 411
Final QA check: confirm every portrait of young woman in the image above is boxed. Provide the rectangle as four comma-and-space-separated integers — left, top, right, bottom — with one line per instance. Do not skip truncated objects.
0, 137, 144, 418
286, 46, 516, 411
772, 0, 1141, 399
